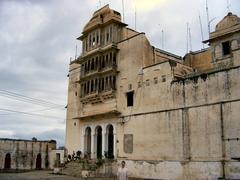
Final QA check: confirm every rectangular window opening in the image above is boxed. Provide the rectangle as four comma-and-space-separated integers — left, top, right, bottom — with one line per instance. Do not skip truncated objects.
126, 91, 134, 107
222, 41, 231, 56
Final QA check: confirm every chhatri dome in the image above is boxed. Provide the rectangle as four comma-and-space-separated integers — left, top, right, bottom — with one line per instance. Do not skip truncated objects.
215, 12, 240, 31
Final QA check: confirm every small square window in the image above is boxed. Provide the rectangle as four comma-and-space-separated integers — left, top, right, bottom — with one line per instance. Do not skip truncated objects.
154, 77, 158, 84
146, 79, 150, 86
222, 41, 231, 56
162, 75, 166, 82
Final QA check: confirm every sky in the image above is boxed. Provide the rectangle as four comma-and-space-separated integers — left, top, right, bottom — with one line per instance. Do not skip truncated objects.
0, 0, 239, 147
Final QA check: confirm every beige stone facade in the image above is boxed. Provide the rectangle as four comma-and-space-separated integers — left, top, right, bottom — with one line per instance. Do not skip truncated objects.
0, 138, 59, 170
65, 6, 240, 179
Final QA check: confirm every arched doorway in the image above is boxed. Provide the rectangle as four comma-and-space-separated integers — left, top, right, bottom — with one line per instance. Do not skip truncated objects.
36, 153, 42, 169
4, 153, 11, 169
96, 126, 102, 158
106, 124, 114, 159
85, 127, 91, 158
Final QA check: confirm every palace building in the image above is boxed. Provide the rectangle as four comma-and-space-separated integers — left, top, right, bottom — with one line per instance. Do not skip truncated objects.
65, 5, 240, 179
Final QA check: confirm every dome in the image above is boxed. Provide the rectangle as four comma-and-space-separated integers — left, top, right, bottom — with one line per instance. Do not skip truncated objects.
215, 12, 240, 31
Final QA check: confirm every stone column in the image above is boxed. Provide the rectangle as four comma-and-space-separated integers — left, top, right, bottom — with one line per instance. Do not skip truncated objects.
102, 125, 106, 158
113, 125, 117, 159
104, 78, 106, 91
91, 128, 95, 159
81, 132, 85, 155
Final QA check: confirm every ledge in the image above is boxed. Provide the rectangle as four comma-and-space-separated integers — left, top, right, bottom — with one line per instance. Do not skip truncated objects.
78, 66, 118, 82
73, 43, 119, 64
80, 89, 116, 104
73, 110, 121, 120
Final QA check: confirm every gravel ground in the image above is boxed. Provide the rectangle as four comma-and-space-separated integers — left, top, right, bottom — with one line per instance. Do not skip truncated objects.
0, 170, 82, 180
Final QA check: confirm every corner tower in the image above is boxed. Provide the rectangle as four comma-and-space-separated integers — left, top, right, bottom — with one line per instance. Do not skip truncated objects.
204, 12, 240, 68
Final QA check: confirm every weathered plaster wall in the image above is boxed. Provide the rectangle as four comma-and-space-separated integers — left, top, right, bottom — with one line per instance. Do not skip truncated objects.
0, 139, 56, 170
116, 66, 240, 179
184, 48, 213, 71
49, 149, 65, 169
65, 63, 81, 154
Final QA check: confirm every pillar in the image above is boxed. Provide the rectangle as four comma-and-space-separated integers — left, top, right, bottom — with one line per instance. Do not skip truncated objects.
102, 125, 106, 158
91, 127, 95, 159
80, 128, 85, 154
113, 125, 117, 159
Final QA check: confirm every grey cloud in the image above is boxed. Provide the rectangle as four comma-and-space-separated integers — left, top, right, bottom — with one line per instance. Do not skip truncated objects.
0, 0, 239, 147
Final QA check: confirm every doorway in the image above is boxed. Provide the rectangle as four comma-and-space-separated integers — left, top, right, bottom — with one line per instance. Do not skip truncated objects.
36, 153, 42, 169
96, 126, 102, 158
85, 127, 91, 157
107, 125, 114, 159
4, 153, 11, 169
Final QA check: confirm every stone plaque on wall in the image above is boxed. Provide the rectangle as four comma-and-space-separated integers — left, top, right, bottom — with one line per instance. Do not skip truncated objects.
124, 134, 133, 153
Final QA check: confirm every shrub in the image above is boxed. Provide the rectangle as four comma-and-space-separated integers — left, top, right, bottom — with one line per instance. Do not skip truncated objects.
96, 158, 105, 167
76, 150, 82, 160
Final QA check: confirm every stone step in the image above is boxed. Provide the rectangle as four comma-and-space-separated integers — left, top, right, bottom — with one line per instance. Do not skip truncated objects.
62, 160, 117, 179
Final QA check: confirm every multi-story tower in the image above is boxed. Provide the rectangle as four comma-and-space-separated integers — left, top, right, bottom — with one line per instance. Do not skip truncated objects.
65, 5, 126, 159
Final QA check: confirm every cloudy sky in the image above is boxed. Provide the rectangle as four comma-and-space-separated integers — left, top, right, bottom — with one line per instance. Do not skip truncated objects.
0, 0, 239, 147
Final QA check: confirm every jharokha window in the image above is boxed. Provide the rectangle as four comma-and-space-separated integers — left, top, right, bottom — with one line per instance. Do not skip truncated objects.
80, 75, 116, 98
81, 52, 117, 76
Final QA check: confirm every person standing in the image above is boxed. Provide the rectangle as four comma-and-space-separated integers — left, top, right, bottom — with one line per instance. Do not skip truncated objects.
117, 161, 128, 180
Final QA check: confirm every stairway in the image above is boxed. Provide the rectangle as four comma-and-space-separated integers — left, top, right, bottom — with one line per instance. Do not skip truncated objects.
62, 159, 117, 179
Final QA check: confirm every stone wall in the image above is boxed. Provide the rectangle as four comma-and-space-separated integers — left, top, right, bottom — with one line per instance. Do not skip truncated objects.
0, 139, 56, 170
116, 66, 240, 179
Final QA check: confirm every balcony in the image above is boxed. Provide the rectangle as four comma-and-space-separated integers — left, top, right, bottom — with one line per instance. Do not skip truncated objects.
80, 89, 116, 105
80, 64, 117, 81
77, 43, 118, 63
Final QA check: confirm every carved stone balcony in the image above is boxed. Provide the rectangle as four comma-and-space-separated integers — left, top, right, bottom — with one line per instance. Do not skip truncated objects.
76, 43, 118, 64
80, 89, 116, 105
80, 64, 117, 81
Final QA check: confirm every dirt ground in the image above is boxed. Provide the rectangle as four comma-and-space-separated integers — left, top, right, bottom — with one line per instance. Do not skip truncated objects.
0, 170, 144, 180
0, 170, 82, 180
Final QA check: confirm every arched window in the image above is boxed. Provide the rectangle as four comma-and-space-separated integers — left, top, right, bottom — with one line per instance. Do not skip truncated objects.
4, 153, 11, 169
95, 126, 102, 158
84, 127, 91, 157
36, 153, 42, 169
106, 125, 114, 159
